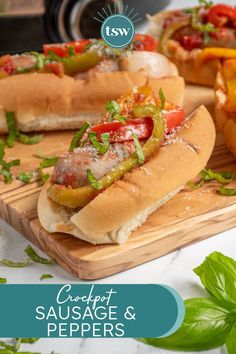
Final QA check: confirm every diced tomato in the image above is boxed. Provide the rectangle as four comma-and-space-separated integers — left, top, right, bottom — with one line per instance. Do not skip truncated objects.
207, 4, 236, 27
67, 40, 91, 54
133, 34, 158, 52
89, 106, 185, 143
179, 33, 203, 50
45, 62, 64, 77
43, 44, 69, 58
43, 39, 91, 58
164, 109, 185, 132
0, 55, 14, 75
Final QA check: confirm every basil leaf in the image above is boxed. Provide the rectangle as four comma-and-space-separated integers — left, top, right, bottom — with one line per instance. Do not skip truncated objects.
0, 139, 5, 160
113, 114, 127, 124
219, 186, 236, 196
19, 338, 39, 344
0, 350, 14, 354
140, 298, 232, 351
106, 100, 120, 115
88, 132, 110, 154
40, 273, 53, 281
0, 277, 7, 284
18, 171, 33, 184
69, 123, 90, 151
201, 169, 234, 184
16, 132, 43, 145
159, 88, 165, 110
194, 252, 236, 306
0, 169, 13, 183
6, 112, 17, 148
0, 258, 30, 268
38, 157, 58, 184
132, 132, 144, 165
24, 245, 53, 265
226, 323, 236, 354
187, 179, 204, 190
87, 169, 102, 190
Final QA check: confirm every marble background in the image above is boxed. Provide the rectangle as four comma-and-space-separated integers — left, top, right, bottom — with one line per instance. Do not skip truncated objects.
0, 0, 235, 353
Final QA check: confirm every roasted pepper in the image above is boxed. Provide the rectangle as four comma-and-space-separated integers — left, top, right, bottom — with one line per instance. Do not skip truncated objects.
197, 48, 236, 63
62, 52, 101, 76
47, 104, 165, 208
158, 18, 191, 57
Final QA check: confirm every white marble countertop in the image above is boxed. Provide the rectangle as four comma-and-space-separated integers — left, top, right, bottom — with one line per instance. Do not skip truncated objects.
0, 0, 235, 353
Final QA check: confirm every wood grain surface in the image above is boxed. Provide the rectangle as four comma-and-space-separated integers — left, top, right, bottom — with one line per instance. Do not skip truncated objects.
0, 85, 235, 279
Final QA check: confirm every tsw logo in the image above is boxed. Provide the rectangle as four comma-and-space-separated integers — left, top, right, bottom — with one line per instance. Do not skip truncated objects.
94, 3, 142, 54
105, 26, 131, 37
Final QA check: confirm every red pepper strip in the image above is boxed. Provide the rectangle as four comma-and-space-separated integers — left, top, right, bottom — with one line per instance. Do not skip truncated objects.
43, 40, 91, 58
133, 34, 158, 52
207, 4, 236, 27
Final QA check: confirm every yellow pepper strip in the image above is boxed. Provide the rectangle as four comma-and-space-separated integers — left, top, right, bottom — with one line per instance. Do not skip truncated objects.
158, 18, 190, 57
47, 104, 165, 209
63, 52, 101, 76
197, 48, 236, 63
222, 59, 236, 112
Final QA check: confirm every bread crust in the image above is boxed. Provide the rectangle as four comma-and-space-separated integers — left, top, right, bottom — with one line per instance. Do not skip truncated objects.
215, 70, 236, 156
38, 105, 216, 244
0, 72, 184, 133
148, 11, 222, 86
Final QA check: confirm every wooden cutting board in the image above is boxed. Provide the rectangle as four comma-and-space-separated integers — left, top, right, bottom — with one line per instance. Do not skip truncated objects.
0, 86, 236, 280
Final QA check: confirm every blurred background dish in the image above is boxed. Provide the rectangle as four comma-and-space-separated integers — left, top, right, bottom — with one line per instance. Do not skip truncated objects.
0, 0, 170, 54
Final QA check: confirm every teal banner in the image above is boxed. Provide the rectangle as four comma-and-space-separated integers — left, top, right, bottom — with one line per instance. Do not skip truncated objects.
0, 284, 184, 338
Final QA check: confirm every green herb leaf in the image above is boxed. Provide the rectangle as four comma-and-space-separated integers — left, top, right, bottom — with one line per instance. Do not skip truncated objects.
0, 277, 7, 284
19, 338, 39, 344
16, 132, 43, 145
24, 245, 54, 265
69, 123, 90, 151
67, 46, 76, 56
199, 0, 213, 7
30, 51, 45, 69
18, 171, 33, 184
0, 258, 30, 268
187, 180, 204, 190
132, 132, 145, 165
38, 156, 58, 184
194, 252, 236, 306
0, 168, 13, 183
40, 273, 53, 281
106, 100, 120, 115
219, 186, 236, 196
88, 132, 110, 154
201, 169, 234, 184
113, 113, 127, 124
226, 323, 236, 354
0, 139, 5, 160
159, 88, 166, 110
140, 298, 232, 351
6, 112, 17, 148
87, 169, 102, 190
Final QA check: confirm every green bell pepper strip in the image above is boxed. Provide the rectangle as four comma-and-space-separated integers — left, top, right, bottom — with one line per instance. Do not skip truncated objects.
158, 18, 191, 57
62, 52, 101, 76
47, 104, 165, 209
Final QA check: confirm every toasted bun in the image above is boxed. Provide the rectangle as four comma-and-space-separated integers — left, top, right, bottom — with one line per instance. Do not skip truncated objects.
148, 11, 221, 86
215, 70, 236, 156
0, 71, 184, 133
38, 105, 216, 244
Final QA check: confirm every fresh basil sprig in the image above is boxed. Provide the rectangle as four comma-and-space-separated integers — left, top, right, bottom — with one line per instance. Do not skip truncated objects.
88, 132, 110, 154
24, 245, 54, 265
40, 273, 53, 281
106, 100, 127, 124
188, 168, 235, 190
141, 252, 236, 352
